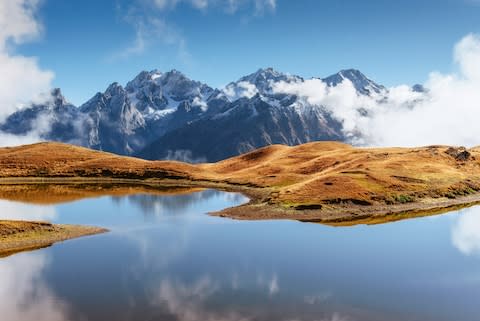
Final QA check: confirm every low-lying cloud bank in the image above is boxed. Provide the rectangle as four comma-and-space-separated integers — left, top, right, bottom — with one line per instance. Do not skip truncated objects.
272, 33, 480, 148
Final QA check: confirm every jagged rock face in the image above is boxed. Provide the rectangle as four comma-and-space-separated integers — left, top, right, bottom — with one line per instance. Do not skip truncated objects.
125, 70, 214, 118
0, 68, 397, 161
138, 68, 351, 161
139, 95, 344, 162
80, 83, 146, 154
0, 70, 219, 156
125, 71, 168, 113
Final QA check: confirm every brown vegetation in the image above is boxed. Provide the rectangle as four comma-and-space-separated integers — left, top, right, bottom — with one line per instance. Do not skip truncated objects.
2, 141, 480, 225
0, 220, 107, 257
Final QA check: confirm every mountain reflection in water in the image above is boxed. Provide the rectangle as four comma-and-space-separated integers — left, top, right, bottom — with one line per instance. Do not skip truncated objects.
0, 187, 480, 321
112, 189, 246, 218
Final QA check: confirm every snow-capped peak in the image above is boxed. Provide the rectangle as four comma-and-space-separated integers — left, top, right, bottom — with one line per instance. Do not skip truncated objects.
221, 67, 302, 101
239, 68, 301, 90
123, 69, 214, 119
322, 69, 385, 95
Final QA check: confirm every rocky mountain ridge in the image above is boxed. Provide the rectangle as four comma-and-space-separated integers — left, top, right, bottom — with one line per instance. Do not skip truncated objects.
0, 68, 409, 161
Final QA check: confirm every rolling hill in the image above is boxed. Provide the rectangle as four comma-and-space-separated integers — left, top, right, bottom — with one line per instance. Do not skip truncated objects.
1, 141, 480, 225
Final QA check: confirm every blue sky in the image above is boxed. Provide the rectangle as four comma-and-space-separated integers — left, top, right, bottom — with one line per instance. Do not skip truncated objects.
15, 0, 480, 105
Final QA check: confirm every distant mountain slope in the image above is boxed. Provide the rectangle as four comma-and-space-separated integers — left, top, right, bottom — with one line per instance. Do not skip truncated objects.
139, 94, 344, 162
138, 68, 376, 161
0, 68, 391, 161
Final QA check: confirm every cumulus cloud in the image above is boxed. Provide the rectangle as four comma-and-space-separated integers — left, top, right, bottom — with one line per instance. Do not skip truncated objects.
0, 0, 54, 145
0, 0, 54, 116
0, 0, 42, 49
273, 33, 480, 147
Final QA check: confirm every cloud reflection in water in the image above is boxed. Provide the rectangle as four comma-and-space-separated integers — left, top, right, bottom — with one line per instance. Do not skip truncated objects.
0, 199, 57, 221
452, 206, 480, 256
0, 252, 72, 321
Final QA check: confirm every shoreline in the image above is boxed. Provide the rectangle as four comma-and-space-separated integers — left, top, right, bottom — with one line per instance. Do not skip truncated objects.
1, 177, 480, 226
1, 172, 480, 255
2, 140, 480, 251
0, 220, 108, 258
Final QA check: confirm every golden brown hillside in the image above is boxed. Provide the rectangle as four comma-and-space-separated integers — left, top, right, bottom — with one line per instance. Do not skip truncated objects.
0, 220, 107, 257
2, 141, 480, 224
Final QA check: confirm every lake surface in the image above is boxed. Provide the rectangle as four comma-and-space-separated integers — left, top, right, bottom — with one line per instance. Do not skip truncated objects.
1, 188, 480, 321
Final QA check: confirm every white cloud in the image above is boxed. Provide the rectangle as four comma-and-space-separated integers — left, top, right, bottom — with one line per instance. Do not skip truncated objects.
0, 53, 54, 119
0, 0, 42, 50
0, 0, 54, 146
193, 96, 208, 111
273, 33, 480, 148
272, 78, 327, 105
0, 103, 53, 147
454, 33, 480, 81
0, 0, 54, 117
224, 81, 259, 100
0, 131, 43, 147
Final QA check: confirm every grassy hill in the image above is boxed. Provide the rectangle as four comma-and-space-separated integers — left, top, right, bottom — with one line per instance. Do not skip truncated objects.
1, 141, 480, 225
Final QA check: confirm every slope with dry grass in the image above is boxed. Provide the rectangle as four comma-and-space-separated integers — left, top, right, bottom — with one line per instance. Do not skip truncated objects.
2, 141, 480, 225
0, 220, 107, 257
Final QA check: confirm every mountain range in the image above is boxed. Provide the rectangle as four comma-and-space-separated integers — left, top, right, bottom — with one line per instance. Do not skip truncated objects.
0, 68, 407, 162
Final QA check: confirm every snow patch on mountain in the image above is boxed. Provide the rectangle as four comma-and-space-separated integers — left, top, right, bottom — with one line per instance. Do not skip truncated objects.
220, 68, 302, 102
125, 69, 214, 118
0, 66, 410, 159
